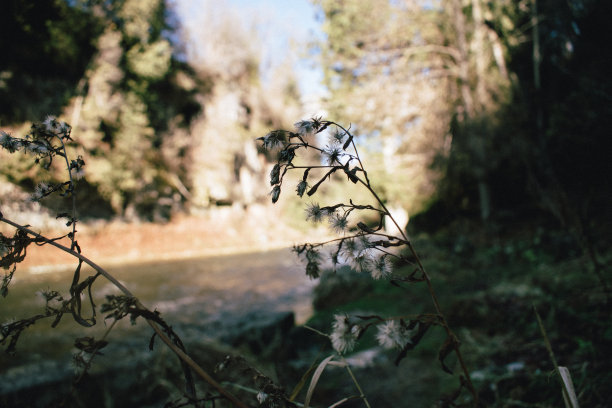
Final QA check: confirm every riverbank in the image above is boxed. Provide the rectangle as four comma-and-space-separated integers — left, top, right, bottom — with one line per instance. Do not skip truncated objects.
4, 204, 330, 272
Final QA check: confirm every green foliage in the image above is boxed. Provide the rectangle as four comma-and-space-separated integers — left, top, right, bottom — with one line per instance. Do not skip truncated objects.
434, 0, 612, 230
0, 0, 103, 122
0, 0, 204, 219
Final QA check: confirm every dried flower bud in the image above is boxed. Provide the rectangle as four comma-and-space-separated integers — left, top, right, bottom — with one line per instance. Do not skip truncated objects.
270, 185, 281, 203
305, 248, 321, 279
296, 180, 308, 197
278, 146, 296, 163
294, 120, 316, 136
270, 164, 281, 186
306, 260, 320, 279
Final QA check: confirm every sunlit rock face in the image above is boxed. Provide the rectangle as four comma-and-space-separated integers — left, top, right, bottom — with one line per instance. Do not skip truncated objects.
189, 86, 266, 210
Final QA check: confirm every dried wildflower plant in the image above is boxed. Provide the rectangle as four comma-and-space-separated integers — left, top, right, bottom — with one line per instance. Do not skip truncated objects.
259, 118, 478, 406
0, 118, 256, 408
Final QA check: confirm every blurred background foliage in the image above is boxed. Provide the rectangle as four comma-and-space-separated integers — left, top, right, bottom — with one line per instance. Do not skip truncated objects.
1, 0, 609, 233
0, 0, 301, 221
315, 0, 611, 235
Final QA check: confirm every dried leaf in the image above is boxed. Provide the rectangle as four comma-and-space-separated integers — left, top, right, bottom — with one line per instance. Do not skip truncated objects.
307, 167, 339, 196
149, 332, 157, 351
74, 336, 108, 355
344, 166, 360, 183
357, 222, 374, 233
438, 335, 459, 374
317, 122, 331, 134
304, 355, 336, 408
343, 135, 353, 150
289, 358, 318, 402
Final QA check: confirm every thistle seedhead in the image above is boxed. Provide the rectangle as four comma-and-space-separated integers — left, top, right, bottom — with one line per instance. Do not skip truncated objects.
329, 129, 346, 145
294, 119, 317, 136
371, 255, 392, 280
30, 182, 52, 202
330, 314, 359, 354
322, 145, 344, 165
260, 130, 287, 150
376, 319, 413, 350
0, 131, 21, 153
305, 202, 328, 223
329, 212, 349, 234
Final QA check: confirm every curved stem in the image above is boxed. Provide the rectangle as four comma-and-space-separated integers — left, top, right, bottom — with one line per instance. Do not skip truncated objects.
340, 355, 372, 408
0, 216, 249, 408
54, 135, 78, 251
350, 156, 478, 404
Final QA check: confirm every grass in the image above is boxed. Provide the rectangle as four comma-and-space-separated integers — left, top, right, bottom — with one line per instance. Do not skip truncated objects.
302, 220, 611, 407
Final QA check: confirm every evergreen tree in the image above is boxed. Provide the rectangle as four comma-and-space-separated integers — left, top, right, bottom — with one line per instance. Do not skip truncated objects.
1, 0, 202, 219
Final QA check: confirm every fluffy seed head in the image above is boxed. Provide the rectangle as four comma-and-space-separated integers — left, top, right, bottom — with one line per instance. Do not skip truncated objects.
330, 314, 357, 354
376, 320, 413, 349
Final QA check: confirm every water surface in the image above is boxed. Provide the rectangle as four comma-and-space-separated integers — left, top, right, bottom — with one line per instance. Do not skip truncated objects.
0, 248, 315, 375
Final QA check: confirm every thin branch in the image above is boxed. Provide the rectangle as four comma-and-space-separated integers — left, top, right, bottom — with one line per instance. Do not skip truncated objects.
51, 133, 79, 251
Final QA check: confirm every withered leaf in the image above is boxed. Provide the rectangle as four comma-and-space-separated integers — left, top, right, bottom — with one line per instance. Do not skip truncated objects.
438, 335, 459, 374
149, 332, 157, 351
343, 135, 353, 150
307, 167, 339, 196
74, 336, 108, 355
357, 222, 374, 233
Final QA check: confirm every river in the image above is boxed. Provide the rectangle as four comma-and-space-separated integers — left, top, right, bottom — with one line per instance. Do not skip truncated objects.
0, 248, 317, 397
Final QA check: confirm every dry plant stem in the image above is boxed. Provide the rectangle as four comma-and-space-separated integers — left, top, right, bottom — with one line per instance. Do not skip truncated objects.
355, 160, 478, 403
340, 355, 372, 408
534, 305, 578, 407
303, 120, 477, 403
0, 216, 249, 408
53, 135, 78, 251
